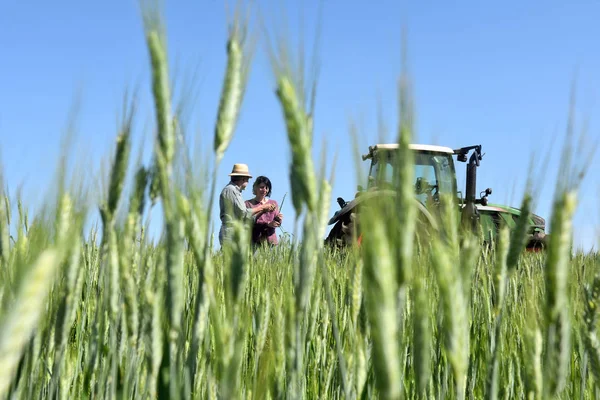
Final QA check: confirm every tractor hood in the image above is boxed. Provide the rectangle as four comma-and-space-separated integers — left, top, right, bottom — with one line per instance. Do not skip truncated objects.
478, 203, 546, 233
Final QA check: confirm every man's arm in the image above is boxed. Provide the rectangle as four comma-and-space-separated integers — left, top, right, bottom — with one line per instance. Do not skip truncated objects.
223, 187, 269, 220
245, 200, 275, 220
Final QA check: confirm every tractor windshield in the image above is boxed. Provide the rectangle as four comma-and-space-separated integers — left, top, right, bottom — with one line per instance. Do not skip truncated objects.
367, 150, 457, 202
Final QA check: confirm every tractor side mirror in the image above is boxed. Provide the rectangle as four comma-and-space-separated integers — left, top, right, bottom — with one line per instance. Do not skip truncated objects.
479, 188, 492, 206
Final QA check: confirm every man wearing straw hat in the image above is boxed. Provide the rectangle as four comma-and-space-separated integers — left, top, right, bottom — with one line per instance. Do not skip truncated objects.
218, 163, 276, 247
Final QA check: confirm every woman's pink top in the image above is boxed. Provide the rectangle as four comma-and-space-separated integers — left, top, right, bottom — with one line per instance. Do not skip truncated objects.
244, 198, 279, 245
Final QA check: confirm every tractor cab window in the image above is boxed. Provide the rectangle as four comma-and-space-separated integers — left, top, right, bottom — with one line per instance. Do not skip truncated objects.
367, 156, 394, 189
413, 153, 455, 203
368, 151, 457, 200
430, 155, 455, 195
413, 163, 437, 204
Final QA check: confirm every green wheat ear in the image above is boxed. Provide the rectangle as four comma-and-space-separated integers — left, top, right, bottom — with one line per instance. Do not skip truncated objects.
213, 8, 254, 163
506, 194, 532, 270
543, 190, 576, 396
0, 249, 63, 399
266, 8, 321, 218
581, 273, 600, 389
214, 37, 242, 160
275, 75, 317, 215
0, 200, 8, 267
394, 43, 417, 287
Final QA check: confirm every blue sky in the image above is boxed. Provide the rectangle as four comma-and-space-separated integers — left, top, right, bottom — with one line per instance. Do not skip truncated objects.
0, 1, 598, 251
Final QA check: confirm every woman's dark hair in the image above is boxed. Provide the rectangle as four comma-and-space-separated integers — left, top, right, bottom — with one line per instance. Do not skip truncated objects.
253, 176, 272, 197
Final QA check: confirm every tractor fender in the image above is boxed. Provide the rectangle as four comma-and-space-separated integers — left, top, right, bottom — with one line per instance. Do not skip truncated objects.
327, 189, 439, 232
327, 190, 397, 226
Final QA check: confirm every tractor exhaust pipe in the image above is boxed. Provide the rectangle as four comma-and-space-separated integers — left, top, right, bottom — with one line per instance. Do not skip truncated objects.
457, 145, 482, 231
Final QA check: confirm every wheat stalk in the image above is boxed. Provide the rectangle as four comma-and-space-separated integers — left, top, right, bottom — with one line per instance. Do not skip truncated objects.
361, 205, 401, 400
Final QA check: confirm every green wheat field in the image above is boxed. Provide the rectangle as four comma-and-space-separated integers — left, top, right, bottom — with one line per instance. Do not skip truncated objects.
1, 3, 599, 399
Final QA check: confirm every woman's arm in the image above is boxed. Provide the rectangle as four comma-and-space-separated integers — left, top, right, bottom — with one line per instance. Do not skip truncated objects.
267, 201, 283, 228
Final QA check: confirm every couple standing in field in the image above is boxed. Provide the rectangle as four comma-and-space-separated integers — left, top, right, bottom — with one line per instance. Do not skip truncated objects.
218, 163, 284, 248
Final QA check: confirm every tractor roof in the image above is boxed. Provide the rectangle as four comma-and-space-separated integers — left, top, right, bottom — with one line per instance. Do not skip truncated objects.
371, 143, 455, 154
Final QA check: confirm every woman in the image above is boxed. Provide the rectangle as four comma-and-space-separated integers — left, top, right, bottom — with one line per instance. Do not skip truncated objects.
245, 176, 284, 246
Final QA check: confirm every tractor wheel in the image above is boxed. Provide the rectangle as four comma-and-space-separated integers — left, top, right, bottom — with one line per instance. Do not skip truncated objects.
341, 212, 360, 245
526, 232, 548, 252
324, 212, 359, 247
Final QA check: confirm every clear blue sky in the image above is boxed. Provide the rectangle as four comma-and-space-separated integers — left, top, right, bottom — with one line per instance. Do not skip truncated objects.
1, 1, 598, 251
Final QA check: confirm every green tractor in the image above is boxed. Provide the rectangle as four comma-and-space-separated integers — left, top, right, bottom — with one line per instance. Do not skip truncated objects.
325, 143, 548, 251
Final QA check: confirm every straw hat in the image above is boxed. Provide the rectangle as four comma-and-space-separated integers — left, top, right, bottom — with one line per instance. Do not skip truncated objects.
228, 163, 252, 178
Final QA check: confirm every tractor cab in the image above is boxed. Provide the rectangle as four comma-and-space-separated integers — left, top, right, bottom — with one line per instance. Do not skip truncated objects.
361, 143, 459, 206
334, 143, 491, 231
